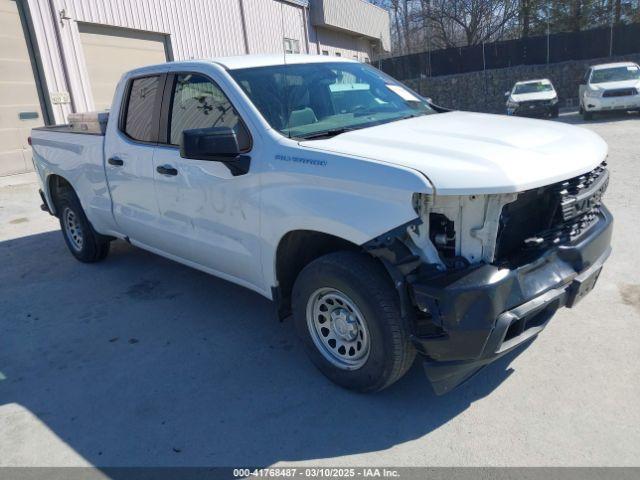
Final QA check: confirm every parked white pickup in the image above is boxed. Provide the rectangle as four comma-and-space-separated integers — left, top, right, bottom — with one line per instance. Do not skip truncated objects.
30, 54, 613, 394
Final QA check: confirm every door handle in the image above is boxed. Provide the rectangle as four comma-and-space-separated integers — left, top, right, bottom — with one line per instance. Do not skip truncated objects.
157, 165, 178, 176
108, 157, 124, 166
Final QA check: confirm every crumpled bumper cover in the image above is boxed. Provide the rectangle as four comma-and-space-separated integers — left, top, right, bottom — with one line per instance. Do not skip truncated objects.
410, 205, 613, 395
510, 104, 557, 117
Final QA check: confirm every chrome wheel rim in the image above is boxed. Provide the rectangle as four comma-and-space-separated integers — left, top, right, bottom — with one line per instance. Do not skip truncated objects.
63, 207, 84, 252
306, 288, 370, 370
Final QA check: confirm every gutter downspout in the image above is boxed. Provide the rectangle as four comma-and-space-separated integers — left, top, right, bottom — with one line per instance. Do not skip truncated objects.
17, 0, 54, 125
301, 5, 310, 54
238, 0, 250, 54
48, 0, 77, 115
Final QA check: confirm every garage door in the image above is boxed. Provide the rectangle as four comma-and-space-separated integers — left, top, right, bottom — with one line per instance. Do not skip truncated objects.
79, 23, 169, 111
0, 0, 44, 176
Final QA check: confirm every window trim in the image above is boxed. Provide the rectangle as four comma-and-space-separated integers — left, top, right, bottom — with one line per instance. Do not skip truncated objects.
158, 71, 253, 154
118, 73, 167, 145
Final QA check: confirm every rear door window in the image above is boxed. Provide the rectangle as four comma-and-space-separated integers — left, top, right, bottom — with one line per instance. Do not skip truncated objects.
123, 76, 161, 142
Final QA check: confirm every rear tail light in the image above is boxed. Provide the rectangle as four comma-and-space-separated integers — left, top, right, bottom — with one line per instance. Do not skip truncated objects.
27, 136, 32, 146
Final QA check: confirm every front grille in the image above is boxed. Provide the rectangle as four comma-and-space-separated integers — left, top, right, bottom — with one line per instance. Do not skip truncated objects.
602, 88, 637, 98
494, 161, 608, 266
520, 99, 552, 107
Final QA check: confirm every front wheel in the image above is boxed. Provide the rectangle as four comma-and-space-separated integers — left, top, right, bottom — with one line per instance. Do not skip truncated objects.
292, 251, 416, 392
581, 103, 593, 120
57, 189, 110, 263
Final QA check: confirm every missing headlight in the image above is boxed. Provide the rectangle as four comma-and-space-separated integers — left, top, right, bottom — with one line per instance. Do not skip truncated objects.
429, 213, 456, 259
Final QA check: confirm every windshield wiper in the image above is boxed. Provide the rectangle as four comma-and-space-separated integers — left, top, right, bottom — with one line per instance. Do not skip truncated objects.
297, 127, 355, 140
397, 113, 423, 121
297, 114, 426, 141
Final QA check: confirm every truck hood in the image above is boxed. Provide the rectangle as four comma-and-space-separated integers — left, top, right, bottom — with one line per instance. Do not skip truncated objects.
301, 111, 608, 195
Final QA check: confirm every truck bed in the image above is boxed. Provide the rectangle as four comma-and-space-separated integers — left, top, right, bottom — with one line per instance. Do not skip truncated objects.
33, 111, 109, 136
33, 124, 104, 135
30, 126, 113, 235
32, 125, 104, 136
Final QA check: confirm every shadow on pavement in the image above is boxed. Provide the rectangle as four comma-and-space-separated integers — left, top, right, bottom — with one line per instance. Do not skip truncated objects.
557, 110, 640, 125
0, 230, 528, 467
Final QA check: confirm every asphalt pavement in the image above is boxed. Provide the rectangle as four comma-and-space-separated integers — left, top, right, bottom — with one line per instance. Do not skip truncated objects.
0, 111, 638, 468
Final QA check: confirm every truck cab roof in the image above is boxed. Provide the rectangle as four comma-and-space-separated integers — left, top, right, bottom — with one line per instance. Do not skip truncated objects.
126, 54, 358, 78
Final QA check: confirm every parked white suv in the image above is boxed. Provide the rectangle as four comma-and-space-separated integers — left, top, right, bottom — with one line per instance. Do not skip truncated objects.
579, 62, 640, 120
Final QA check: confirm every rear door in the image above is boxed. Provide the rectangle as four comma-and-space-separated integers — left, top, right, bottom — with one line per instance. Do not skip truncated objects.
150, 72, 262, 289
105, 73, 165, 246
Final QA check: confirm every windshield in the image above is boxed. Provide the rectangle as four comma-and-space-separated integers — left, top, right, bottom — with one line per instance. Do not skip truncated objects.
229, 62, 434, 139
513, 82, 553, 94
591, 65, 640, 84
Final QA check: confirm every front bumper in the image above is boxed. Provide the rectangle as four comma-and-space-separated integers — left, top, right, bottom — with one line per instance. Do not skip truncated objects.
508, 103, 558, 117
409, 205, 613, 395
585, 95, 640, 112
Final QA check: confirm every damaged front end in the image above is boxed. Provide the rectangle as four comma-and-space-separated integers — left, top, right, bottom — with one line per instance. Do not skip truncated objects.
365, 162, 613, 395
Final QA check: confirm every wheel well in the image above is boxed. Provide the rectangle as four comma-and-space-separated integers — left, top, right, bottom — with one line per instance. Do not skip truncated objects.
274, 230, 360, 319
47, 174, 73, 215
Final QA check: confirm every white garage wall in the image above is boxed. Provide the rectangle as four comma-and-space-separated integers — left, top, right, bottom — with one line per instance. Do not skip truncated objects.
315, 27, 373, 61
27, 0, 252, 117
60, 0, 249, 59
24, 0, 386, 124
242, 0, 309, 55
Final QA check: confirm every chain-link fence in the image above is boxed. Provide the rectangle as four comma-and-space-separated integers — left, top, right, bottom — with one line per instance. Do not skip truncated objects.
379, 23, 640, 81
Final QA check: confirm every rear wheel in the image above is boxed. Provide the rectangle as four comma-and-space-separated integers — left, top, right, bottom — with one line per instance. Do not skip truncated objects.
292, 251, 415, 392
57, 189, 110, 263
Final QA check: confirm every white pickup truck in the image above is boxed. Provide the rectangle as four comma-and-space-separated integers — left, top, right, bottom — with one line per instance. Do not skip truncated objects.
31, 55, 613, 394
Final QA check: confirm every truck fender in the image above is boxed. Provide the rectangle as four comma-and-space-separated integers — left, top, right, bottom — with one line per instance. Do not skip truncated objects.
260, 147, 434, 298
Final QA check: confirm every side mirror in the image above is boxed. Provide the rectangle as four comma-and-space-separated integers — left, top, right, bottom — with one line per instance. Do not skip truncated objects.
504, 91, 511, 97
180, 127, 240, 162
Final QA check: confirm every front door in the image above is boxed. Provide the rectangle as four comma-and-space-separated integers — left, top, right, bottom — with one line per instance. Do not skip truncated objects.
151, 73, 262, 290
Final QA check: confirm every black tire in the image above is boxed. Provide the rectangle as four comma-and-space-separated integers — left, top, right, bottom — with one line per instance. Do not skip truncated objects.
56, 188, 110, 263
292, 251, 416, 392
551, 106, 559, 118
583, 109, 593, 121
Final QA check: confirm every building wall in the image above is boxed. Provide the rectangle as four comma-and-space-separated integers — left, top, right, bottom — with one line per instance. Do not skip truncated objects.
314, 27, 373, 61
243, 0, 310, 54
311, 0, 390, 52
24, 0, 388, 125
27, 0, 252, 119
